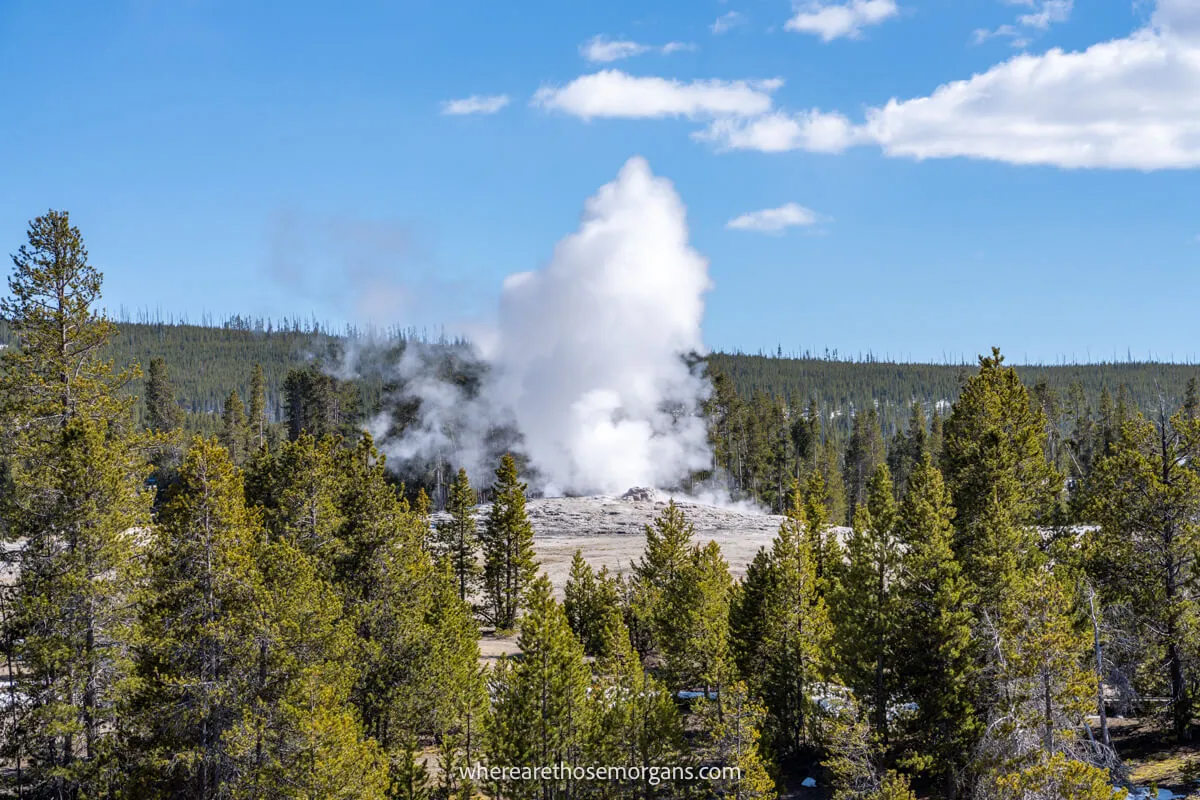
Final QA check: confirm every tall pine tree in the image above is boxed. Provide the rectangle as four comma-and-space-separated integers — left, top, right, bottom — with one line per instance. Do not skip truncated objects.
480, 454, 538, 631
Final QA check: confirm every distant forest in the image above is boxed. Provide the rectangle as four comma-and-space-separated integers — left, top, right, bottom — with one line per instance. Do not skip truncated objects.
0, 317, 1194, 441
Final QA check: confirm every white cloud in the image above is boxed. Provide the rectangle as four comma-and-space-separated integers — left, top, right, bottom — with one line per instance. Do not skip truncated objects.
441, 94, 511, 115
702, 0, 1200, 169
581, 36, 652, 63
975, 0, 1073, 46
861, 16, 1200, 169
785, 0, 899, 41
532, 70, 782, 121
711, 11, 746, 34
662, 41, 699, 54
1018, 0, 1073, 30
580, 36, 698, 62
696, 110, 861, 153
727, 203, 823, 233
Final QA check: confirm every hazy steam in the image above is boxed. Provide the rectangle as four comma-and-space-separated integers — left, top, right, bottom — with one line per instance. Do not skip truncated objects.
369, 157, 715, 496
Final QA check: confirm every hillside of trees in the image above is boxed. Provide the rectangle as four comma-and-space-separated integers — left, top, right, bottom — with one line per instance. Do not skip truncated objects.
3, 212, 1200, 799
1, 317, 1192, 443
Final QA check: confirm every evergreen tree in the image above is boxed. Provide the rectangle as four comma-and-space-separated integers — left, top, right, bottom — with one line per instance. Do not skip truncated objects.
818, 437, 848, 528
584, 619, 683, 799
803, 469, 841, 591
729, 547, 773, 687
480, 454, 538, 631
631, 500, 696, 656
220, 388, 249, 464
254, 432, 348, 568
756, 486, 833, 761
991, 753, 1124, 800
894, 455, 979, 798
131, 437, 265, 798
145, 356, 182, 432
844, 408, 886, 525
941, 348, 1062, 599
659, 541, 734, 699
564, 549, 598, 649
1, 418, 151, 797
1086, 410, 1200, 742
929, 407, 944, 462
831, 465, 902, 742
437, 467, 482, 602
423, 563, 487, 784
886, 401, 926, 499
283, 364, 359, 441
228, 536, 387, 799
248, 362, 268, 450
1064, 381, 1096, 495
0, 210, 132, 437
975, 569, 1101, 787
823, 699, 917, 800
1096, 387, 1120, 458
486, 575, 589, 800
0, 211, 151, 797
695, 682, 777, 800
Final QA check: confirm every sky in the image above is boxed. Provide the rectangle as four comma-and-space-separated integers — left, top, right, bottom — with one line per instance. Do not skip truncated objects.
0, 0, 1197, 364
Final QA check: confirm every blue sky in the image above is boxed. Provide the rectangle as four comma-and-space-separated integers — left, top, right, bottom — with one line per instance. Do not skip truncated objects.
1, 0, 1197, 363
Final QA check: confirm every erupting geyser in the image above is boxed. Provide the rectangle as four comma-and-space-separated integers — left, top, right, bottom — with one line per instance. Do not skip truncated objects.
372, 157, 716, 496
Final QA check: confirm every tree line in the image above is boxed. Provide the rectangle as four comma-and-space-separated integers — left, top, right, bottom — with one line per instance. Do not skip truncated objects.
3, 212, 1198, 800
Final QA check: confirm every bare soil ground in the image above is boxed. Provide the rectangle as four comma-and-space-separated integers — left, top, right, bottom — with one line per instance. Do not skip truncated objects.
1106, 717, 1200, 797
437, 490, 846, 593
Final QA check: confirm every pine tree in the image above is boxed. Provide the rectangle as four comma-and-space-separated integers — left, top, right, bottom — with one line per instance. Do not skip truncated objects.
0, 210, 133, 438
220, 388, 249, 464
584, 619, 683, 799
248, 362, 269, 451
803, 469, 841, 592
823, 699, 917, 800
333, 432, 420, 593
0, 211, 152, 797
756, 485, 833, 760
894, 455, 979, 798
976, 569, 1099, 784
1086, 409, 1200, 742
832, 464, 902, 742
992, 752, 1124, 800
423, 563, 487, 789
227, 537, 387, 799
437, 467, 482, 602
941, 348, 1062, 600
844, 408, 886, 525
255, 432, 348, 568
564, 550, 599, 651
480, 454, 538, 631
929, 407, 944, 462
632, 501, 696, 652
695, 681, 777, 800
1, 418, 151, 796
131, 437, 265, 798
659, 541, 734, 699
145, 356, 182, 432
729, 547, 773, 685
486, 575, 590, 800
818, 437, 848, 528
887, 401, 926, 498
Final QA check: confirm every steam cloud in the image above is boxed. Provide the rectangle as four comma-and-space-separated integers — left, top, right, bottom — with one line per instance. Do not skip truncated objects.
368, 157, 715, 496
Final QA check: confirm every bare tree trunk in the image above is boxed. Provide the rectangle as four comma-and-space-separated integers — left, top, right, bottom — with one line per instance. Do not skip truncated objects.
1088, 587, 1111, 748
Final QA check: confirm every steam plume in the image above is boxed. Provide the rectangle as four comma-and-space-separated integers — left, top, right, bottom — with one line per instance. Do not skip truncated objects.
371, 157, 715, 496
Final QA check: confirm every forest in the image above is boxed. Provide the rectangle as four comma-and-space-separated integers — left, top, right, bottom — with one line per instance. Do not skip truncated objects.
2, 212, 1199, 800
